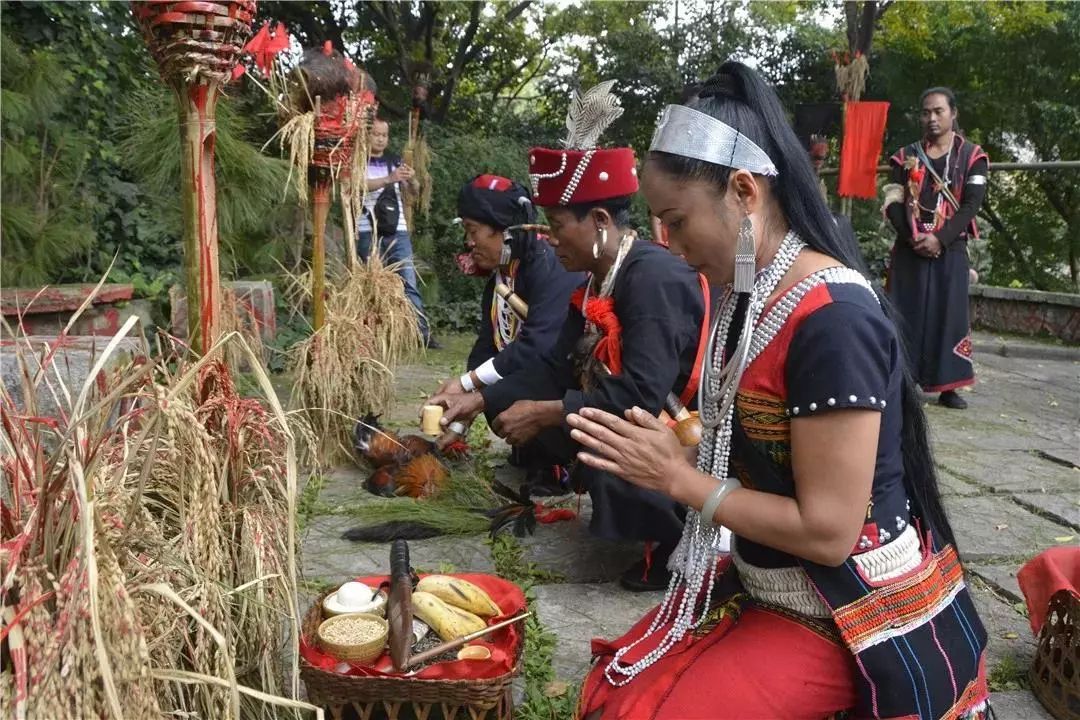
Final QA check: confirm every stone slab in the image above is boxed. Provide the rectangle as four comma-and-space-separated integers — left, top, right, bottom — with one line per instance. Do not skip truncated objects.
1038, 446, 1080, 469
301, 514, 494, 583
1014, 491, 1080, 531
968, 564, 1024, 604
935, 448, 1080, 495
0, 335, 144, 419
988, 691, 1056, 720
519, 508, 643, 584
1, 283, 133, 315
311, 465, 373, 507
944, 495, 1073, 562
170, 280, 277, 343
937, 468, 982, 496
533, 582, 663, 681
968, 580, 1037, 670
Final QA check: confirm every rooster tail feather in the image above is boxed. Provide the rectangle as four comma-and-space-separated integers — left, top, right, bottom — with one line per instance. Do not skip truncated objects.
342, 521, 445, 542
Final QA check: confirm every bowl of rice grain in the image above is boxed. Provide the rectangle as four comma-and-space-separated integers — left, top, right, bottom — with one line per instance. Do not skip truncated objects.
316, 612, 389, 664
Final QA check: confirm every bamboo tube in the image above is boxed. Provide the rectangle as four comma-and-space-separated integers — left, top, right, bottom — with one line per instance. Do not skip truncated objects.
178, 86, 223, 353
494, 283, 529, 320
311, 181, 331, 331
341, 180, 359, 270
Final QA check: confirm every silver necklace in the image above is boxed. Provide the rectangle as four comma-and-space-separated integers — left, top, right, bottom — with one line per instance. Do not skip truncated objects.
602, 230, 805, 687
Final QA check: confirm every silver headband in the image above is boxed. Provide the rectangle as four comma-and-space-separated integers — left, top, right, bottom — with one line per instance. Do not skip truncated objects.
649, 104, 779, 177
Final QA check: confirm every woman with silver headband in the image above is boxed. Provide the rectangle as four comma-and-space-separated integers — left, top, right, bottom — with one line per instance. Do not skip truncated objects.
568, 62, 989, 720
426, 175, 583, 492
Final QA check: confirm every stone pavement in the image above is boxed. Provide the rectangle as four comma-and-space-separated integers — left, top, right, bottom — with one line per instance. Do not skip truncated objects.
299, 333, 1078, 718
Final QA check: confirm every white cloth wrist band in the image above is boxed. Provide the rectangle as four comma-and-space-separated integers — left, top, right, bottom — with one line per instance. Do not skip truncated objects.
700, 476, 741, 527
474, 359, 502, 387
459, 373, 475, 392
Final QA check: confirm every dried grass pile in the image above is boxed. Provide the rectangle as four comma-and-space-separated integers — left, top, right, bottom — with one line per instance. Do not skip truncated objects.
287, 256, 421, 466
1, 322, 317, 720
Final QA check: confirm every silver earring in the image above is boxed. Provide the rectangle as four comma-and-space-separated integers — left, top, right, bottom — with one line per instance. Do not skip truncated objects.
593, 227, 608, 259
734, 215, 755, 294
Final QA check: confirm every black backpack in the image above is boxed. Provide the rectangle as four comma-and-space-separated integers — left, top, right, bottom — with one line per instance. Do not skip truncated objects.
369, 156, 401, 239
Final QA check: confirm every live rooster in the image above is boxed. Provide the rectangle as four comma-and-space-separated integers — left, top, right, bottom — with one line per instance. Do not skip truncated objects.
353, 414, 468, 498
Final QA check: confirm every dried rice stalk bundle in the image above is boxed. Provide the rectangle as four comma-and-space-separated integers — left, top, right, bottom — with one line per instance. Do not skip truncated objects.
835, 52, 870, 101
287, 257, 421, 466
273, 111, 315, 206
1, 316, 317, 720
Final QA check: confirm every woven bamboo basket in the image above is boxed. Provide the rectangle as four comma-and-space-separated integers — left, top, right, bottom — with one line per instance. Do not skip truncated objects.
1030, 590, 1080, 720
318, 613, 389, 665
300, 589, 523, 720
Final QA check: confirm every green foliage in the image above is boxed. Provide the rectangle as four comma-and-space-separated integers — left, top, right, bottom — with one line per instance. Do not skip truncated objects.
425, 300, 482, 335
987, 653, 1030, 692
0, 33, 95, 286
119, 86, 299, 278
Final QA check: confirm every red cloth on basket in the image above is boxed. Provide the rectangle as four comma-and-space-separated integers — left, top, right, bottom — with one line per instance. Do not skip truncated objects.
1017, 546, 1080, 636
300, 573, 526, 680
838, 101, 890, 199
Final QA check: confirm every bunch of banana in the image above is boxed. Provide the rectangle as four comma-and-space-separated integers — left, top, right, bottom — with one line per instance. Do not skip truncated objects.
411, 591, 487, 642
416, 575, 501, 618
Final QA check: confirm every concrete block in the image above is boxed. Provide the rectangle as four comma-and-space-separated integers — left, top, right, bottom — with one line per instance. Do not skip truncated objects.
170, 280, 276, 344
1, 334, 144, 420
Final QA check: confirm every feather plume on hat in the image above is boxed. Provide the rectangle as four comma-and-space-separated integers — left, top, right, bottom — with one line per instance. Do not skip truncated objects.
563, 80, 625, 150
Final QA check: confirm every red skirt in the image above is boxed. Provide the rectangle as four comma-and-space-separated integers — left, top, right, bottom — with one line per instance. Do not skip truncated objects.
579, 591, 857, 719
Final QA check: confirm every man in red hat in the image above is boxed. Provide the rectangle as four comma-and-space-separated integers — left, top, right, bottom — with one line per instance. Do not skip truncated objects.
439, 81, 711, 591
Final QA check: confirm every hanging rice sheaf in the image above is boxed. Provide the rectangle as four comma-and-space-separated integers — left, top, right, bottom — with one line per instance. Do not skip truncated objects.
241, 38, 421, 467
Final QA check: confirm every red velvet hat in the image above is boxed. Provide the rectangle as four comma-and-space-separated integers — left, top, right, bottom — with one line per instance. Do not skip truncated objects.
528, 147, 638, 207
527, 80, 638, 207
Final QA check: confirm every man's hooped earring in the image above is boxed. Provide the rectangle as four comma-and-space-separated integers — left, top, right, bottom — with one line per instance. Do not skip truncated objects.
592, 227, 608, 259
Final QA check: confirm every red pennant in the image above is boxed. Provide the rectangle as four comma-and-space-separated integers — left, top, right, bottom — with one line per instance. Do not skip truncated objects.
838, 101, 890, 200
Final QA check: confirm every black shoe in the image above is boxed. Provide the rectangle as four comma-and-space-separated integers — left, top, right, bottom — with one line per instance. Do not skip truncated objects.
938, 390, 968, 410
619, 544, 674, 592
525, 465, 570, 497
425, 336, 442, 350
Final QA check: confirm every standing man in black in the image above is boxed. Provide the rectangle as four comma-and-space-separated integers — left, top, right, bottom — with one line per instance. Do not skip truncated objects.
885, 87, 989, 409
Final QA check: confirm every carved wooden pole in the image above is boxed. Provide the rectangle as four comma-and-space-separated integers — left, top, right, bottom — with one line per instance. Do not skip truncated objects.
132, 0, 255, 353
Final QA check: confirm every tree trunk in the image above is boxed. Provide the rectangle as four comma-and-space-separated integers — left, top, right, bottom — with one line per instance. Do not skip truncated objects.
177, 84, 221, 354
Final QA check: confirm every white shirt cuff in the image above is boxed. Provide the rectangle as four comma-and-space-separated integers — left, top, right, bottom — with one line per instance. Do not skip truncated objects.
474, 358, 503, 387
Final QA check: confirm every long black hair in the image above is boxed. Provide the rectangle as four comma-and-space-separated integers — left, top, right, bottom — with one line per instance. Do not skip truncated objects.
650, 61, 956, 546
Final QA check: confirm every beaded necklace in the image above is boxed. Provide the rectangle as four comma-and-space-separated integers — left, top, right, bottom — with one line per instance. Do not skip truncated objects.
603, 230, 805, 687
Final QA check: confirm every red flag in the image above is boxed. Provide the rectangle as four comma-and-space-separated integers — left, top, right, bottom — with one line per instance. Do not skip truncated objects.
243, 21, 291, 77
838, 101, 890, 199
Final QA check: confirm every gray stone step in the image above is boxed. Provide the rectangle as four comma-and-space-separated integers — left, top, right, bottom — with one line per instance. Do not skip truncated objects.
532, 582, 663, 681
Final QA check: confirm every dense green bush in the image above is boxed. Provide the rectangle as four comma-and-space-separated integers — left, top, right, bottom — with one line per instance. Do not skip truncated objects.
0, 34, 95, 286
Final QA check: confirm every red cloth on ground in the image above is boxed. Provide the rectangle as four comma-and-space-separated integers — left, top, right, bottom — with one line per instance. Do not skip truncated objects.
300, 573, 525, 681
838, 101, 890, 200
579, 602, 856, 719
1017, 546, 1080, 636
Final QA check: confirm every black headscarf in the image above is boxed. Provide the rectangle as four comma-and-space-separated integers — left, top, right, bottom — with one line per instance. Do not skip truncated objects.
456, 174, 535, 230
